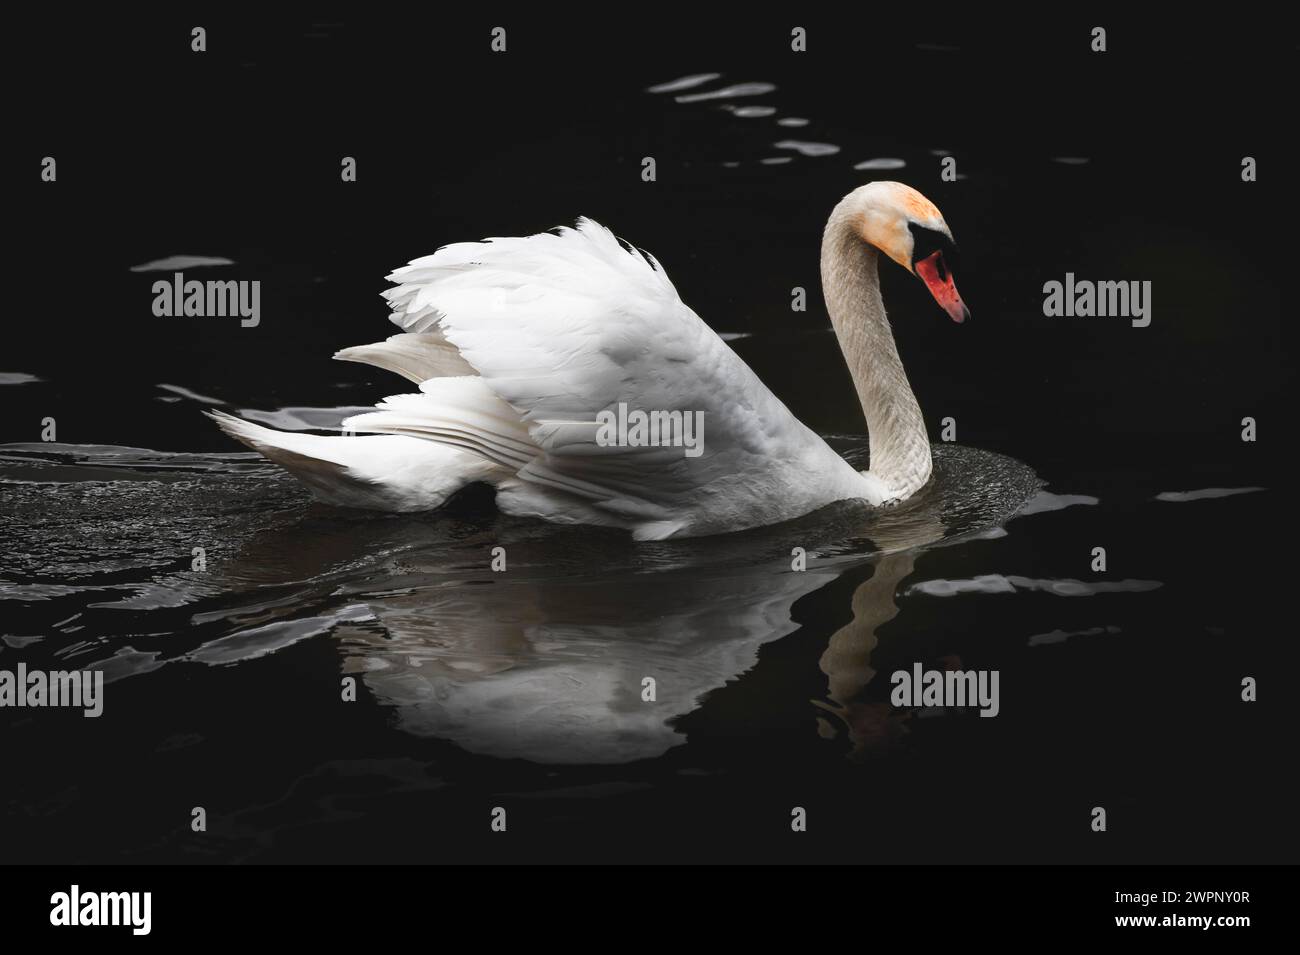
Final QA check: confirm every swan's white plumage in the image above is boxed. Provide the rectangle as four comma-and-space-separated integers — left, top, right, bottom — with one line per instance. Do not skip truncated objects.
345, 377, 536, 472
333, 331, 477, 383
206, 410, 501, 512
339, 218, 881, 538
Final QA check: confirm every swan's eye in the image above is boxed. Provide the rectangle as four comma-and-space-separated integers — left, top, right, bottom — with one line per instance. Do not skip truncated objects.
907, 223, 958, 277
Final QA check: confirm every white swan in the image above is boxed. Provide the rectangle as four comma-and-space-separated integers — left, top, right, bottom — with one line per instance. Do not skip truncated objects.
211, 181, 968, 540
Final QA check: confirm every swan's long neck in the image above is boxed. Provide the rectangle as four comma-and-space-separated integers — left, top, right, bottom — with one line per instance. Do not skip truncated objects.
821, 207, 932, 499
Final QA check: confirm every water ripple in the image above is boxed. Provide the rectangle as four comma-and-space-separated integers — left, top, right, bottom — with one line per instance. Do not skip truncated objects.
129, 255, 236, 272
854, 158, 907, 170
1155, 487, 1265, 502
908, 575, 1162, 598
774, 140, 840, 157
676, 82, 776, 103
646, 73, 721, 94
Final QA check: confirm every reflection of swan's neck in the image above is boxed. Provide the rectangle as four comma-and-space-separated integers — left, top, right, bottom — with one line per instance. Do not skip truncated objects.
821, 208, 932, 499
821, 552, 919, 699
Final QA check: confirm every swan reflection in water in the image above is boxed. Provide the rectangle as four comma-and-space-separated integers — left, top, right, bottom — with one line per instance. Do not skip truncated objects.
212, 443, 1032, 765
812, 547, 926, 760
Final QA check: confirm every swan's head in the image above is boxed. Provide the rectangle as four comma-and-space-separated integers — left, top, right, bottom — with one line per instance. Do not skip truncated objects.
850, 181, 970, 323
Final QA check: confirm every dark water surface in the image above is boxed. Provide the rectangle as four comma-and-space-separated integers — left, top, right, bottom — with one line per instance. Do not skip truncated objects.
3, 15, 1293, 863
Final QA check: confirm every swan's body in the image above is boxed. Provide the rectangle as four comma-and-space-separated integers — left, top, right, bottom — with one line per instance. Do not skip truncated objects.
212, 182, 968, 540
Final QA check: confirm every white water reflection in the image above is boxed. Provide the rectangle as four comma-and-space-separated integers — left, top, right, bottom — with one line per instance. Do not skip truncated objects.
1028, 625, 1121, 646
129, 255, 236, 272
854, 158, 907, 170
1155, 487, 1265, 502
646, 73, 721, 94
774, 140, 840, 157
1014, 490, 1098, 516
675, 82, 776, 103
907, 575, 1162, 597
158, 383, 225, 405
342, 570, 835, 763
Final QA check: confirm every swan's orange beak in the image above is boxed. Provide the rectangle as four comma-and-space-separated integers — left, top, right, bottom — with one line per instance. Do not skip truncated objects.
915, 251, 969, 323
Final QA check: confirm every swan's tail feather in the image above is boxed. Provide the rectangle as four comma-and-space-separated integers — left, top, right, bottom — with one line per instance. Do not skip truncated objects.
205, 410, 498, 512
207, 411, 339, 471
207, 411, 380, 505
